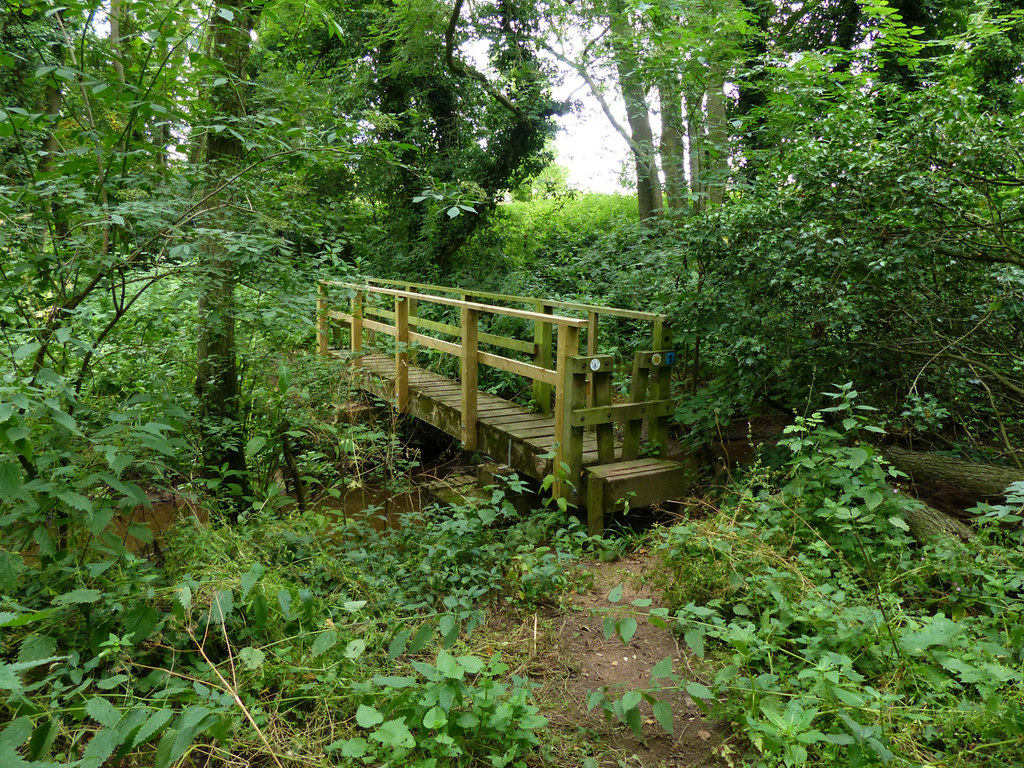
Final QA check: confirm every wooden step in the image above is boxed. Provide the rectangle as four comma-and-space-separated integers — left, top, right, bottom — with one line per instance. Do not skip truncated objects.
585, 458, 691, 535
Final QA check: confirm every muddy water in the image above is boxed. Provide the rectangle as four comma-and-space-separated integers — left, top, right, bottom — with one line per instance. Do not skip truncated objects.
113, 484, 426, 552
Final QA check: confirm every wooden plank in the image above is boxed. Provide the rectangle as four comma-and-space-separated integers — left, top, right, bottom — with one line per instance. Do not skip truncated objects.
593, 369, 615, 464
586, 311, 599, 408
461, 307, 479, 450
570, 354, 614, 375
570, 399, 675, 428
343, 277, 667, 322
589, 458, 679, 478
412, 316, 536, 355
351, 290, 364, 352
484, 412, 552, 426
533, 302, 553, 416
621, 353, 649, 461
477, 350, 558, 386
634, 349, 676, 368
552, 324, 581, 499
396, 297, 409, 412
408, 331, 461, 357
317, 285, 329, 355
651, 320, 672, 457
341, 283, 589, 328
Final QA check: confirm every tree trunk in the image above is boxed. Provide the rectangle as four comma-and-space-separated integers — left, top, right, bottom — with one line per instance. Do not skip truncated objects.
884, 447, 1023, 499
901, 495, 973, 545
658, 74, 687, 215
703, 75, 727, 207
195, 0, 262, 509
608, 0, 663, 220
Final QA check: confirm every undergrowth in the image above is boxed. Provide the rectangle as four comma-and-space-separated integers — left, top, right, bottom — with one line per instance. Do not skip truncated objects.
656, 387, 1024, 767
1, 483, 589, 767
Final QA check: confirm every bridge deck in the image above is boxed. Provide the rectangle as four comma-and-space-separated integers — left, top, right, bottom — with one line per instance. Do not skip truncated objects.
339, 352, 618, 482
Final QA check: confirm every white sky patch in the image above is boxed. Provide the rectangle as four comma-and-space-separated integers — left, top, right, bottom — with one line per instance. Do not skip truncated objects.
551, 72, 632, 195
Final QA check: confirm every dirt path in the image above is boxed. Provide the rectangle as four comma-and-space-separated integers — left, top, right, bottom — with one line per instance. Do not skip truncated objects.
532, 551, 731, 767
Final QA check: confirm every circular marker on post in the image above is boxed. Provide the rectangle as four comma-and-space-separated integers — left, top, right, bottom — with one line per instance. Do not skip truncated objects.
651, 353, 662, 366
589, 358, 601, 372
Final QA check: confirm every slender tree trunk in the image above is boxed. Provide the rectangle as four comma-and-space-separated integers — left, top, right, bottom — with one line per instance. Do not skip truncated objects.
685, 88, 704, 213
109, 0, 126, 83
195, 0, 262, 509
608, 0, 663, 220
658, 74, 687, 215
704, 74, 728, 207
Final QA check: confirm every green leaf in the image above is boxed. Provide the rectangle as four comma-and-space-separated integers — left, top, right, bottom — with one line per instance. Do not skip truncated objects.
240, 564, 264, 597
174, 584, 192, 614
631, 597, 652, 608
684, 628, 706, 659
388, 629, 411, 660
57, 489, 92, 512
54, 589, 103, 605
888, 514, 910, 531
607, 584, 624, 603
408, 622, 433, 653
342, 600, 367, 612
85, 697, 122, 728
311, 630, 337, 657
0, 462, 22, 498
18, 634, 56, 664
0, 551, 23, 592
122, 604, 160, 644
345, 639, 366, 660
238, 647, 265, 671
457, 655, 485, 674
653, 700, 673, 735
371, 718, 415, 749
132, 709, 174, 749
209, 590, 233, 625
356, 705, 384, 729
435, 650, 464, 680
651, 656, 673, 680
616, 617, 638, 644
422, 706, 448, 729
27, 716, 59, 761
328, 737, 367, 757
620, 690, 642, 712
686, 681, 714, 702
244, 436, 266, 459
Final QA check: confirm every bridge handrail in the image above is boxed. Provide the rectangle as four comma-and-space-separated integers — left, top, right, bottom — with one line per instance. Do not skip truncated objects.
339, 282, 589, 328
322, 277, 668, 323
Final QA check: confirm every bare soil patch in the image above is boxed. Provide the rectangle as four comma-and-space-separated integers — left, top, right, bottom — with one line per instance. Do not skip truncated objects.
531, 551, 732, 767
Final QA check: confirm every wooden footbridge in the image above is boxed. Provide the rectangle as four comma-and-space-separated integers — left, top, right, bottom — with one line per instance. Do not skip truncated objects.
317, 278, 692, 533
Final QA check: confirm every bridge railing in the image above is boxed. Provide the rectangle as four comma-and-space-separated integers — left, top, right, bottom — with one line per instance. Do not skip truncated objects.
351, 277, 671, 414
317, 280, 675, 498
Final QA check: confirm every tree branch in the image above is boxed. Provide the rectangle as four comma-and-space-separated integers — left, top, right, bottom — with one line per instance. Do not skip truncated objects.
444, 0, 523, 119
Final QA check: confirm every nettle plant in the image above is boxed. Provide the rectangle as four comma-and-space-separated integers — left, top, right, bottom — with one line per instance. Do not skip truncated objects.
336, 650, 547, 767
658, 388, 1024, 767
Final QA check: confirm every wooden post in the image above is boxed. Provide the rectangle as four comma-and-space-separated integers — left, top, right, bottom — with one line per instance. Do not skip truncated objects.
650, 319, 673, 457
317, 284, 329, 356
351, 290, 364, 353
622, 353, 650, 461
533, 302, 553, 415
553, 325, 582, 500
586, 310, 599, 408
593, 364, 615, 465
460, 306, 479, 450
407, 287, 419, 367
395, 296, 409, 412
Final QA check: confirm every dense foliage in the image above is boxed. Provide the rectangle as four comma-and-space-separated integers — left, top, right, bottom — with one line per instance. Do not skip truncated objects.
3, 0, 1024, 766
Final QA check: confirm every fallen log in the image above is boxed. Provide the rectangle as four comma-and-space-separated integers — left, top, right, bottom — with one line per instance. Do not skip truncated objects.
883, 446, 1022, 499
901, 496, 973, 544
